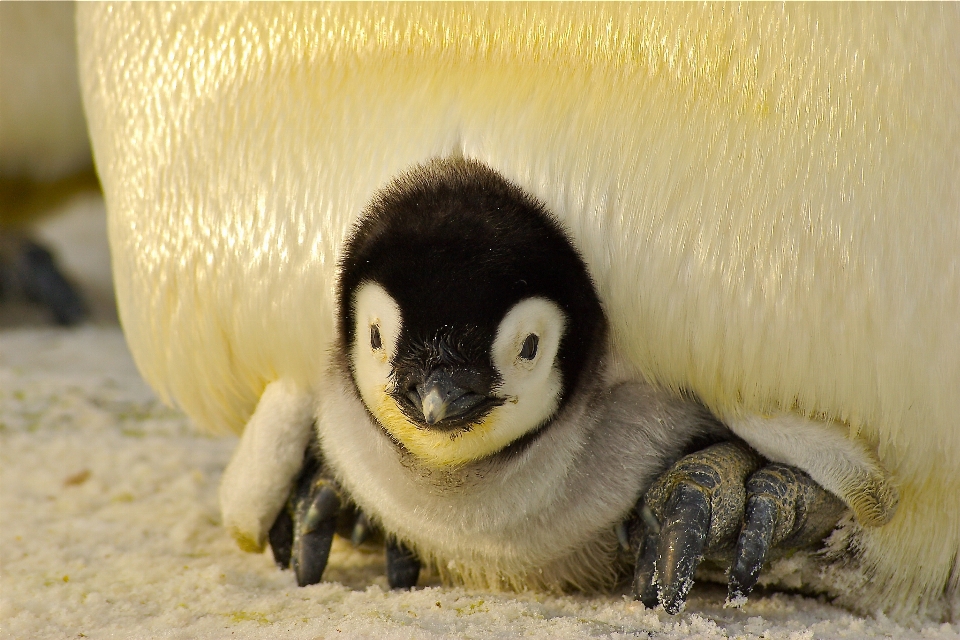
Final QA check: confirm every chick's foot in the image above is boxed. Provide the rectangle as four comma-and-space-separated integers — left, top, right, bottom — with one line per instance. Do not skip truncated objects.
268, 446, 421, 589
630, 441, 845, 614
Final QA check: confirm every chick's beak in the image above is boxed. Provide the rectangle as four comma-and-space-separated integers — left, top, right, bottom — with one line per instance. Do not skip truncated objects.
419, 385, 449, 424
410, 368, 492, 427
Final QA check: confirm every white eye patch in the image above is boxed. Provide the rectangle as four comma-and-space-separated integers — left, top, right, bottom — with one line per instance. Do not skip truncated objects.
491, 297, 566, 376
351, 282, 402, 406
489, 297, 566, 435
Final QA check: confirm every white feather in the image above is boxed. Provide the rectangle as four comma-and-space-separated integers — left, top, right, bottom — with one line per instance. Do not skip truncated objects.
726, 413, 898, 528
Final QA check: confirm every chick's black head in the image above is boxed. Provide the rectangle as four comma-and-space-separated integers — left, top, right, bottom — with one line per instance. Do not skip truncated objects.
338, 158, 606, 431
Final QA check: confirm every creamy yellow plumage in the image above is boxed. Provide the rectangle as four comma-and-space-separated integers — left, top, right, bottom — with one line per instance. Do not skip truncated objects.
77, 4, 960, 621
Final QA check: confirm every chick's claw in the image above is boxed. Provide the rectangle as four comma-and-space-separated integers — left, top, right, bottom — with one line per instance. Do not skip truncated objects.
728, 464, 845, 603
268, 444, 404, 589
632, 441, 845, 614
267, 448, 342, 586
292, 479, 341, 587
385, 539, 421, 589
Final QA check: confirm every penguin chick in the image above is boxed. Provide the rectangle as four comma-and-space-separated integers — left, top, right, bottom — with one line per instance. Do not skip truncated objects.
281, 159, 852, 601
307, 158, 770, 592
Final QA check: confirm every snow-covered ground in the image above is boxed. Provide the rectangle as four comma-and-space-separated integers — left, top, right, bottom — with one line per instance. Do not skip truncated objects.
1, 198, 956, 639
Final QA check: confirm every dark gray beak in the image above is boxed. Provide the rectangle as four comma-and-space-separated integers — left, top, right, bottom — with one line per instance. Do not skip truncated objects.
413, 368, 491, 426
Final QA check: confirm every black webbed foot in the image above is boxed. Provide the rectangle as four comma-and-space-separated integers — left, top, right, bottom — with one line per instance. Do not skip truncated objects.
268, 443, 421, 589
631, 441, 845, 614
0, 234, 87, 326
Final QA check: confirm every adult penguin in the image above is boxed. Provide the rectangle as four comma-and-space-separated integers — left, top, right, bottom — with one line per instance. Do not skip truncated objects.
78, 4, 960, 621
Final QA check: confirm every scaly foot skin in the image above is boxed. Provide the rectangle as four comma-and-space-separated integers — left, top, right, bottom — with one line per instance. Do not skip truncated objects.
268, 448, 421, 589
632, 441, 846, 614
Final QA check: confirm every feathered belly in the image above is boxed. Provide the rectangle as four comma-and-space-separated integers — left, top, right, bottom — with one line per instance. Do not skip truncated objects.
315, 375, 718, 591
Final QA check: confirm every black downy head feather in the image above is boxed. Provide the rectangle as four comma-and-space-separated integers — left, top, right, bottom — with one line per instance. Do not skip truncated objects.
338, 157, 607, 420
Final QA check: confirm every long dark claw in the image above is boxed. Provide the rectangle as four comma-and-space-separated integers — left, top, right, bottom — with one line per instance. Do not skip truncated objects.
385, 539, 420, 589
630, 506, 661, 608
292, 481, 341, 587
728, 464, 845, 603
657, 483, 711, 614
268, 440, 388, 587
268, 504, 294, 569
727, 493, 777, 601
351, 511, 373, 547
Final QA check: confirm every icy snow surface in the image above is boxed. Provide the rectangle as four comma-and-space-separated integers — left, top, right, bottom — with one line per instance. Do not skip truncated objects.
2, 199, 956, 639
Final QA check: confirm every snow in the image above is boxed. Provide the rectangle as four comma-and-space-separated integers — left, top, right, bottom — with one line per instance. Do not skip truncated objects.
2, 197, 956, 639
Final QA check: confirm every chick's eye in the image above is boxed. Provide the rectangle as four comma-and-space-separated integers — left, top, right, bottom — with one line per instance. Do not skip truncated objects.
370, 324, 382, 351
519, 333, 539, 360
